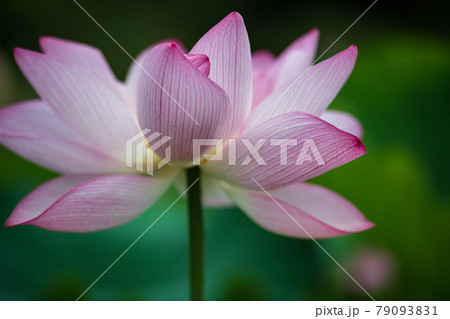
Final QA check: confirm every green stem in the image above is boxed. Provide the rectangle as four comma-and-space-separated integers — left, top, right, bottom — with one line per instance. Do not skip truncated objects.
186, 166, 204, 301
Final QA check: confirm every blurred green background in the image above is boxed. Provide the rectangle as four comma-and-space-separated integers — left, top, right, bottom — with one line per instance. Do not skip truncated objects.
0, 0, 449, 300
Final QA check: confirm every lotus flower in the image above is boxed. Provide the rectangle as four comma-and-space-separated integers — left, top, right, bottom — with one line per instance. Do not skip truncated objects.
346, 247, 396, 293
1, 12, 374, 238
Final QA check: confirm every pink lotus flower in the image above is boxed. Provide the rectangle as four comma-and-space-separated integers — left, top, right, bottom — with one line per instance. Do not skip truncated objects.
1, 12, 374, 238
346, 247, 396, 293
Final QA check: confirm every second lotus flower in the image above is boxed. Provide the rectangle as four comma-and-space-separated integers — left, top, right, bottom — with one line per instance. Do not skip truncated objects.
1, 12, 374, 238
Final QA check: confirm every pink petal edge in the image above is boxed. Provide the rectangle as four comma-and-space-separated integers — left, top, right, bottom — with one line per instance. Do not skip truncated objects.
203, 111, 366, 190
5, 168, 179, 232
223, 182, 374, 239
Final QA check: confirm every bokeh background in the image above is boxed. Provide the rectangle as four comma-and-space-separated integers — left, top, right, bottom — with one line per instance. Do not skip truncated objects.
0, 0, 449, 300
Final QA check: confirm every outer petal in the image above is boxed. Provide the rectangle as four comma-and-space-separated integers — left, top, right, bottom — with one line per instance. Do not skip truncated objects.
270, 28, 319, 89
203, 112, 366, 190
190, 12, 252, 137
39, 37, 135, 111
222, 182, 374, 239
247, 45, 358, 127
0, 100, 126, 174
39, 37, 118, 89
321, 110, 363, 138
5, 168, 179, 232
136, 43, 230, 164
14, 48, 139, 159
174, 171, 234, 208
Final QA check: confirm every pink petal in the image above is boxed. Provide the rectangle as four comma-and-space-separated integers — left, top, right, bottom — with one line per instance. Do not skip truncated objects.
247, 45, 358, 127
252, 50, 275, 69
39, 37, 134, 109
14, 48, 139, 160
222, 182, 374, 239
125, 39, 186, 93
321, 110, 363, 138
184, 54, 210, 76
251, 51, 275, 109
174, 171, 234, 208
251, 69, 274, 110
270, 28, 319, 89
190, 12, 252, 137
136, 43, 230, 164
39, 37, 117, 88
251, 30, 318, 109
203, 111, 366, 190
0, 100, 126, 174
5, 168, 179, 232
